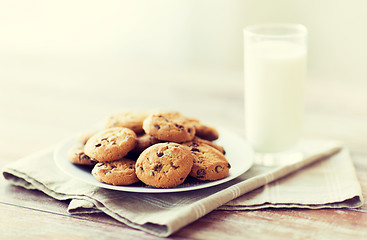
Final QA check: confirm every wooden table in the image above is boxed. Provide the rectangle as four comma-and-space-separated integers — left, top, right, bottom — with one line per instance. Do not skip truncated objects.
0, 56, 366, 239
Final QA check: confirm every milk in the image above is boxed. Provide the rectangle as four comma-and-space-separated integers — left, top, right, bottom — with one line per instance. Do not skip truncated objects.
244, 41, 306, 153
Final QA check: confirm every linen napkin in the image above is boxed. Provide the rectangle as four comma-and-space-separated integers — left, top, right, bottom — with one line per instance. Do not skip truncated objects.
1, 139, 364, 237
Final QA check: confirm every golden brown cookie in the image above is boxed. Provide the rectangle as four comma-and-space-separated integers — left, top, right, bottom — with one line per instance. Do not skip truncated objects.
132, 134, 162, 155
104, 111, 149, 134
192, 137, 225, 155
182, 141, 230, 181
188, 118, 219, 141
84, 127, 137, 162
92, 158, 139, 186
67, 146, 98, 165
135, 142, 194, 188
142, 111, 196, 143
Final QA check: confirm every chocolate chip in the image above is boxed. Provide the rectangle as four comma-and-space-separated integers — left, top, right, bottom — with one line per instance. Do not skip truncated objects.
101, 138, 108, 141
106, 170, 111, 174
215, 165, 223, 173
153, 162, 163, 172
170, 162, 179, 169
90, 159, 98, 164
156, 152, 164, 157
180, 177, 184, 181
197, 169, 206, 176
157, 115, 169, 122
80, 154, 90, 161
227, 163, 231, 168
140, 166, 143, 171
110, 165, 116, 169
191, 147, 200, 152
174, 123, 184, 130
188, 142, 199, 147
154, 124, 160, 129
187, 128, 192, 133
95, 143, 102, 147
151, 171, 155, 176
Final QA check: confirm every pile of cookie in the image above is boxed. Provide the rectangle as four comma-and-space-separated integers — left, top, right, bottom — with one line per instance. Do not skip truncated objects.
68, 111, 230, 189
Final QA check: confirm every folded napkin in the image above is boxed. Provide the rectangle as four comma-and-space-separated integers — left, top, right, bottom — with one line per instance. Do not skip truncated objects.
1, 139, 363, 237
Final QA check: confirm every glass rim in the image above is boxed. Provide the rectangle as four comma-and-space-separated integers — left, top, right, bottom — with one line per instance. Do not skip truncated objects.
244, 23, 307, 39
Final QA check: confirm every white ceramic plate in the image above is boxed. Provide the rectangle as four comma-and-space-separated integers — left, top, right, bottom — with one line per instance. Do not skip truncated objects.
54, 128, 254, 193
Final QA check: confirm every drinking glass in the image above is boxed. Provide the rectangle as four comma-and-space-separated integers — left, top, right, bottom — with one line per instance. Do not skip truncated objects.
243, 23, 307, 165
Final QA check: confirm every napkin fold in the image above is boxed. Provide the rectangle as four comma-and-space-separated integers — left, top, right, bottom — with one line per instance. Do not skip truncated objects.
1, 139, 364, 237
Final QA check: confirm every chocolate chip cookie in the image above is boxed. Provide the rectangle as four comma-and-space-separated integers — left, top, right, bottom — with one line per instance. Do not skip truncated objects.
132, 134, 162, 155
92, 158, 139, 186
182, 141, 230, 181
191, 137, 225, 155
68, 146, 98, 165
188, 118, 219, 141
135, 142, 194, 188
142, 111, 196, 143
105, 111, 149, 134
84, 127, 137, 162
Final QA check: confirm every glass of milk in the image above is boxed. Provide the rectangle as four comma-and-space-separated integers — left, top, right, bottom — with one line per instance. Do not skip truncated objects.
244, 23, 307, 164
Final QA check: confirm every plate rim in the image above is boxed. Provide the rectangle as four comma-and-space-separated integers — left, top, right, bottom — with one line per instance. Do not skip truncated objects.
54, 128, 254, 193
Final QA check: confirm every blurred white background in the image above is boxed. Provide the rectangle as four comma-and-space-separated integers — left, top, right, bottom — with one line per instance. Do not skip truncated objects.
1, 0, 366, 80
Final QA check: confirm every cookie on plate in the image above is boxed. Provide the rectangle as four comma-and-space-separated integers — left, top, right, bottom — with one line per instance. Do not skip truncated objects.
182, 141, 230, 181
135, 142, 194, 188
188, 118, 219, 141
68, 146, 98, 165
191, 137, 225, 155
142, 111, 196, 143
92, 158, 139, 186
104, 111, 149, 134
132, 134, 162, 155
84, 127, 137, 162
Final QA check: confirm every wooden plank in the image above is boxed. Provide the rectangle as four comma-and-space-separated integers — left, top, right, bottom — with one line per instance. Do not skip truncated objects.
0, 203, 161, 240
175, 209, 367, 239
2, 197, 366, 240
0, 181, 125, 227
